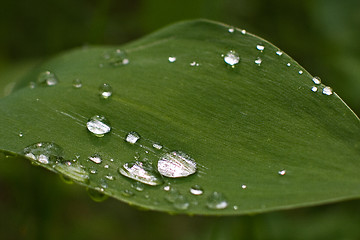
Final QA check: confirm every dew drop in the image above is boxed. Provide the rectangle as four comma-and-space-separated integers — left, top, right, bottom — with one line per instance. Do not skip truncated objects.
168, 56, 176, 63
37, 71, 58, 86
104, 164, 110, 169
157, 151, 197, 178
223, 50, 240, 67
228, 27, 234, 33
125, 131, 141, 144
121, 189, 134, 197
278, 169, 286, 176
312, 76, 321, 85
165, 188, 180, 203
87, 188, 108, 202
206, 192, 228, 210
163, 185, 171, 191
119, 161, 163, 186
241, 184, 247, 189
311, 86, 318, 92
241, 29, 246, 35
105, 49, 129, 67
99, 83, 113, 99
286, 63, 291, 67
173, 195, 190, 210
23, 142, 64, 165
233, 205, 238, 210
18, 132, 23, 137
88, 154, 102, 164
256, 44, 265, 52
86, 115, 111, 137
190, 185, 204, 195
276, 50, 283, 56
322, 86, 333, 96
298, 70, 303, 75
29, 82, 36, 89
72, 79, 82, 88
54, 161, 89, 183
89, 168, 97, 174
131, 182, 145, 192
254, 57, 262, 66
190, 61, 200, 67
152, 142, 163, 150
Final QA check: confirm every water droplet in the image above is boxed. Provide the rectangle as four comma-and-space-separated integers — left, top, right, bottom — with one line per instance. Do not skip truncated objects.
190, 185, 204, 195
223, 50, 240, 67
125, 131, 140, 144
168, 56, 176, 63
233, 205, 238, 210
286, 63, 291, 67
86, 115, 111, 137
29, 82, 36, 89
165, 188, 180, 203
228, 27, 234, 33
152, 142, 163, 150
119, 161, 163, 186
105, 174, 115, 181
121, 189, 134, 197
173, 195, 190, 210
241, 29, 246, 35
190, 61, 200, 66
99, 83, 113, 99
256, 44, 265, 52
131, 182, 145, 191
299, 70, 303, 75
110, 158, 114, 162
88, 154, 102, 164
312, 76, 321, 85
311, 86, 318, 92
104, 164, 109, 169
37, 71, 58, 86
18, 132, 23, 137
105, 49, 129, 67
278, 169, 286, 176
163, 185, 171, 191
23, 142, 64, 165
89, 168, 97, 174
276, 50, 283, 56
157, 151, 197, 178
241, 184, 247, 189
59, 174, 74, 184
72, 79, 82, 88
254, 57, 262, 66
322, 86, 333, 96
87, 188, 108, 202
54, 161, 89, 183
206, 192, 228, 210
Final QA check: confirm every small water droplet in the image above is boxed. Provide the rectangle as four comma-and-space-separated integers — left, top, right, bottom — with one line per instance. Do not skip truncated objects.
165, 188, 180, 203
119, 161, 163, 186
173, 195, 190, 210
99, 63, 104, 68
121, 189, 134, 197
254, 57, 262, 66
37, 71, 58, 86
55, 161, 89, 183
276, 50, 283, 56
105, 49, 129, 67
278, 169, 286, 176
190, 185, 204, 195
241, 184, 247, 189
228, 27, 234, 33
131, 182, 145, 191
23, 142, 64, 165
89, 168, 97, 174
87, 188, 108, 202
256, 44, 265, 52
322, 86, 333, 96
72, 79, 82, 88
104, 164, 109, 169
86, 115, 111, 137
190, 61, 200, 66
223, 50, 240, 67
18, 132, 23, 137
59, 174, 74, 185
206, 192, 228, 210
241, 29, 246, 35
88, 154, 102, 164
125, 131, 141, 144
311, 86, 318, 92
157, 151, 197, 178
312, 76, 321, 85
298, 70, 303, 75
233, 205, 238, 210
152, 142, 163, 150
105, 174, 115, 181
99, 83, 113, 99
29, 82, 36, 89
286, 63, 291, 67
110, 158, 114, 162
163, 185, 171, 191
168, 56, 176, 63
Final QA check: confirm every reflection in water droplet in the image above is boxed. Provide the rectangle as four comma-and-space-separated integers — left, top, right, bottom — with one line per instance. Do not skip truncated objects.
173, 195, 190, 210
224, 50, 240, 67
37, 71, 58, 86
311, 86, 318, 92
88, 154, 102, 164
87, 188, 108, 202
158, 151, 197, 178
99, 83, 113, 99
119, 161, 163, 186
278, 169, 286, 176
298, 70, 303, 75
55, 161, 89, 183
86, 115, 111, 137
256, 44, 265, 51
206, 192, 228, 210
125, 131, 141, 144
23, 142, 64, 165
190, 185, 204, 195
168, 56, 176, 63
254, 57, 262, 66
72, 79, 82, 88
105, 49, 129, 66
131, 182, 145, 192
322, 86, 333, 96
312, 76, 321, 85
152, 143, 163, 150
276, 50, 283, 56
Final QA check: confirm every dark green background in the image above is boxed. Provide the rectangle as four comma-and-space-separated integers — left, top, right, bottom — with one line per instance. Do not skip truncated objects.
1, 0, 359, 239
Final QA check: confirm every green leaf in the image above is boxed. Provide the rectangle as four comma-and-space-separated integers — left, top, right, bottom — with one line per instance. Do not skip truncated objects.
0, 19, 359, 216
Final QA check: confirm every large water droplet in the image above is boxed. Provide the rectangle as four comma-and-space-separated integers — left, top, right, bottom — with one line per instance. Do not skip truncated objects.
125, 131, 141, 144
157, 151, 197, 178
256, 44, 265, 52
54, 161, 89, 183
206, 192, 228, 210
105, 49, 129, 66
190, 185, 204, 195
322, 86, 333, 96
88, 154, 102, 164
87, 188, 108, 202
119, 161, 163, 186
312, 76, 321, 85
72, 79, 82, 88
86, 115, 111, 137
99, 83, 113, 99
23, 142, 64, 165
223, 50, 240, 67
37, 71, 58, 86
168, 56, 176, 63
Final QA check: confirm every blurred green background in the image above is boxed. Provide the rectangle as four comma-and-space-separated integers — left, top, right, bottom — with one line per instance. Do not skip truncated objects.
1, 0, 360, 239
